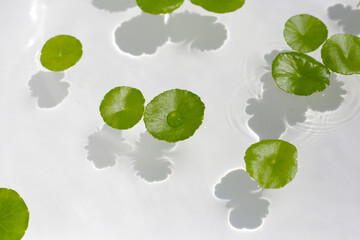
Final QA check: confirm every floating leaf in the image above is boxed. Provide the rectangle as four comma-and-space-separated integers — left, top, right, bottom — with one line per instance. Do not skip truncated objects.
144, 89, 205, 143
40, 35, 83, 72
0, 188, 29, 240
244, 140, 298, 189
272, 52, 330, 96
284, 14, 328, 53
321, 33, 360, 75
136, 0, 183, 14
190, 0, 245, 13
100, 86, 145, 130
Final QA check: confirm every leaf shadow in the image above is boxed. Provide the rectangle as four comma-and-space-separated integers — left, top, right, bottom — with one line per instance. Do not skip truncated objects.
246, 50, 347, 140
114, 11, 227, 56
92, 0, 137, 12
214, 169, 270, 229
28, 71, 69, 109
129, 131, 176, 183
114, 13, 168, 56
327, 3, 360, 36
167, 11, 227, 51
85, 124, 131, 169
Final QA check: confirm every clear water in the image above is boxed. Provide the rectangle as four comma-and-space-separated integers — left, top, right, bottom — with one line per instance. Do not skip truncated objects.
1, 0, 360, 239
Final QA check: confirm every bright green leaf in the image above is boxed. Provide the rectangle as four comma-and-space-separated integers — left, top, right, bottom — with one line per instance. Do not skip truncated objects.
284, 14, 328, 53
244, 140, 298, 189
40, 35, 83, 72
100, 86, 145, 130
321, 33, 360, 75
272, 52, 330, 96
136, 0, 183, 14
0, 188, 29, 240
144, 89, 205, 143
190, 0, 245, 13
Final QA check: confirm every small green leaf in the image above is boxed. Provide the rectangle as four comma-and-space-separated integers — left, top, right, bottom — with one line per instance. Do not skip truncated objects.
100, 86, 145, 130
144, 89, 205, 143
0, 188, 29, 240
284, 14, 328, 53
40, 35, 83, 72
190, 0, 245, 13
321, 33, 360, 75
272, 52, 330, 96
244, 140, 298, 189
358, 1, 360, 7
136, 0, 183, 14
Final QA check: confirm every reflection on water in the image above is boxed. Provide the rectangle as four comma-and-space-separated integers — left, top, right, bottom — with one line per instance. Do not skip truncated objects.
328, 3, 360, 36
92, 0, 136, 12
245, 50, 346, 140
246, 51, 346, 140
215, 169, 269, 229
114, 11, 227, 56
130, 131, 176, 183
28, 71, 69, 108
227, 47, 360, 142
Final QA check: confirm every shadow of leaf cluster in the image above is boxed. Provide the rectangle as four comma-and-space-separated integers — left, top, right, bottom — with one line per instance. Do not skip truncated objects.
328, 3, 360, 36
215, 169, 270, 229
85, 126, 176, 183
114, 11, 227, 56
92, 0, 137, 12
246, 50, 347, 140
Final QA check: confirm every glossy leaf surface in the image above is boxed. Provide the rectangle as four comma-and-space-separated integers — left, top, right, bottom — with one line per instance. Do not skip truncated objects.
0, 188, 29, 240
321, 34, 360, 75
40, 35, 83, 72
244, 140, 298, 189
136, 0, 183, 14
272, 52, 330, 96
144, 89, 205, 142
100, 86, 145, 130
284, 14, 328, 53
190, 0, 245, 13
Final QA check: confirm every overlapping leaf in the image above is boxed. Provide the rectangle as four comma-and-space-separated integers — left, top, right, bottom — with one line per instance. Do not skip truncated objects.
321, 34, 360, 75
272, 52, 330, 96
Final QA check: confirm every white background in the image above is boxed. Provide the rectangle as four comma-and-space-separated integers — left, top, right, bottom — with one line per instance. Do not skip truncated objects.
1, 0, 360, 239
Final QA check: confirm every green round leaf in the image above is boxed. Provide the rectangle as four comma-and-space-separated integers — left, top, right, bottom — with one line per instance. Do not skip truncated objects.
0, 188, 29, 240
190, 0, 245, 13
284, 14, 328, 53
321, 33, 360, 75
244, 140, 298, 189
144, 89, 205, 143
136, 0, 183, 14
272, 52, 330, 96
40, 35, 83, 72
100, 86, 145, 130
